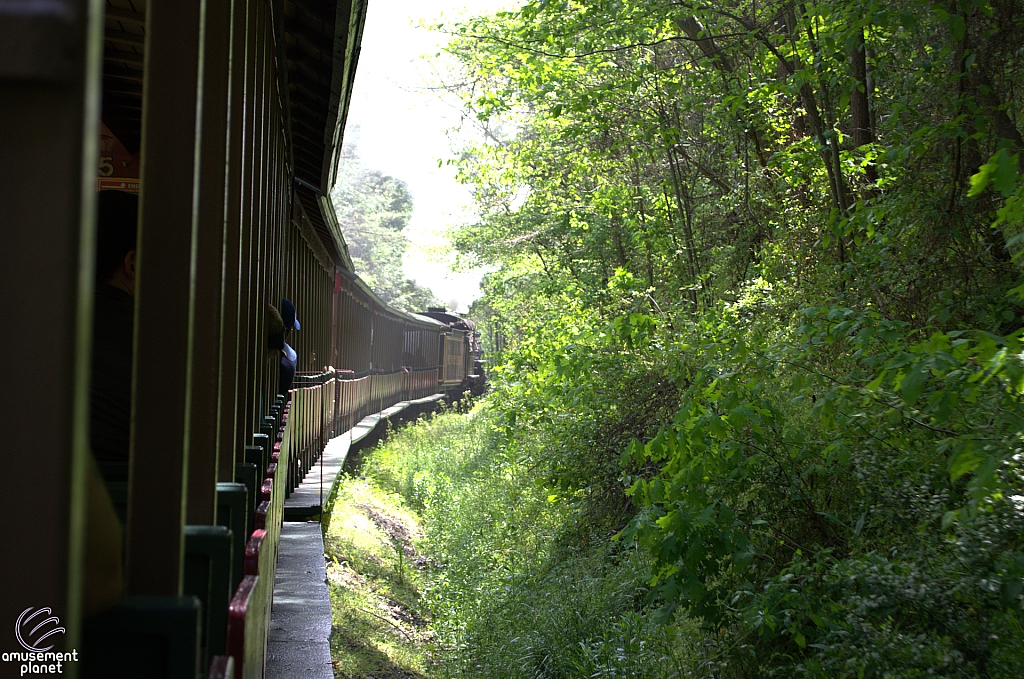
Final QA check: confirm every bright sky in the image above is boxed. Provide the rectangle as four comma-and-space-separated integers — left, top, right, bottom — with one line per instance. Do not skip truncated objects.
339, 0, 512, 313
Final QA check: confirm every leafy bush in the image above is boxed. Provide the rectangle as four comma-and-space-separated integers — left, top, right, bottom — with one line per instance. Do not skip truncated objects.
608, 303, 1024, 678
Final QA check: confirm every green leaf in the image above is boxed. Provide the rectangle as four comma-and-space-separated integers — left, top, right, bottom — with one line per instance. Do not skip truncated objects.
948, 441, 983, 481
969, 148, 1020, 197
865, 371, 887, 392
900, 361, 929, 405
733, 550, 755, 572
1003, 579, 1024, 606
949, 14, 966, 41
969, 160, 995, 196
941, 510, 957, 530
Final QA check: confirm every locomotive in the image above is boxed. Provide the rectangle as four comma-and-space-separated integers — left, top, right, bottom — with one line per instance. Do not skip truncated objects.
1, 1, 481, 677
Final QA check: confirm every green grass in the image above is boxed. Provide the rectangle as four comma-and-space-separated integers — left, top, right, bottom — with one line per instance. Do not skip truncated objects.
325, 476, 430, 678
324, 403, 701, 679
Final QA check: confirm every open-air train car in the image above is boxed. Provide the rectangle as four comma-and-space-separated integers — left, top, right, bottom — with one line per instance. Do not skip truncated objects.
1, 1, 478, 677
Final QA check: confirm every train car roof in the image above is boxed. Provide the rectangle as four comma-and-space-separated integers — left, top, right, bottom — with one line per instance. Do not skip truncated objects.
101, 0, 446, 303
102, 0, 367, 272
419, 309, 477, 331
336, 267, 449, 330
284, 0, 367, 273
407, 312, 450, 328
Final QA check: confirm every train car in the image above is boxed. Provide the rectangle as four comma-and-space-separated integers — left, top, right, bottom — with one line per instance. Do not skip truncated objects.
418, 307, 487, 396
1, 2, 480, 678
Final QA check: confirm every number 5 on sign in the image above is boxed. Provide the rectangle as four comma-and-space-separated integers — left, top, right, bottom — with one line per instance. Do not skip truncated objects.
98, 156, 114, 177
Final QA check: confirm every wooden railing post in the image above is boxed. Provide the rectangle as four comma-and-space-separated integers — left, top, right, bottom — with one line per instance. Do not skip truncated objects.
126, 0, 206, 596
187, 0, 233, 526
0, 0, 103, 645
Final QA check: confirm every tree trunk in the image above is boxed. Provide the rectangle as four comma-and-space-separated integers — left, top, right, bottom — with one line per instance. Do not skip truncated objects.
968, 68, 1024, 159
610, 215, 628, 269
666, 148, 700, 309
849, 28, 873, 149
849, 26, 878, 189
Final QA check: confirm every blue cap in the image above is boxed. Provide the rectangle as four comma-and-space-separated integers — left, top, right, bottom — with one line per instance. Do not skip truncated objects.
282, 299, 301, 330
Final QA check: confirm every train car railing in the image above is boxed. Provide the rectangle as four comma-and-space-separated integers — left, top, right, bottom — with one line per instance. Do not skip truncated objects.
344, 374, 366, 430
216, 359, 452, 674
408, 366, 439, 401
369, 369, 405, 415
223, 393, 292, 677
281, 367, 444, 497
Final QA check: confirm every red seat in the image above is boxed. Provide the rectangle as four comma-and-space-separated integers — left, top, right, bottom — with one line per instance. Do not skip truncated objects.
226, 575, 265, 679
243, 530, 266, 576
254, 501, 270, 531
244, 526, 275, 589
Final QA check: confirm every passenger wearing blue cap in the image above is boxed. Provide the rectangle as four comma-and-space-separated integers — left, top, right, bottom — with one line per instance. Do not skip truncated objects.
282, 298, 301, 331
278, 299, 300, 396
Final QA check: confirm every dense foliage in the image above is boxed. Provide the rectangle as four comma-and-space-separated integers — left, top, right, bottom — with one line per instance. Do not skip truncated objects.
436, 0, 1024, 676
358, 409, 696, 678
331, 142, 441, 311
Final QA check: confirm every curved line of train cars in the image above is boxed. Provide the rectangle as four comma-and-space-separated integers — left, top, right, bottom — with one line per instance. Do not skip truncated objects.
1, 1, 482, 677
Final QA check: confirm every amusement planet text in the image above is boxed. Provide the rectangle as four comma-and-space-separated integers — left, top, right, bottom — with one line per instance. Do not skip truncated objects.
2, 651, 77, 676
